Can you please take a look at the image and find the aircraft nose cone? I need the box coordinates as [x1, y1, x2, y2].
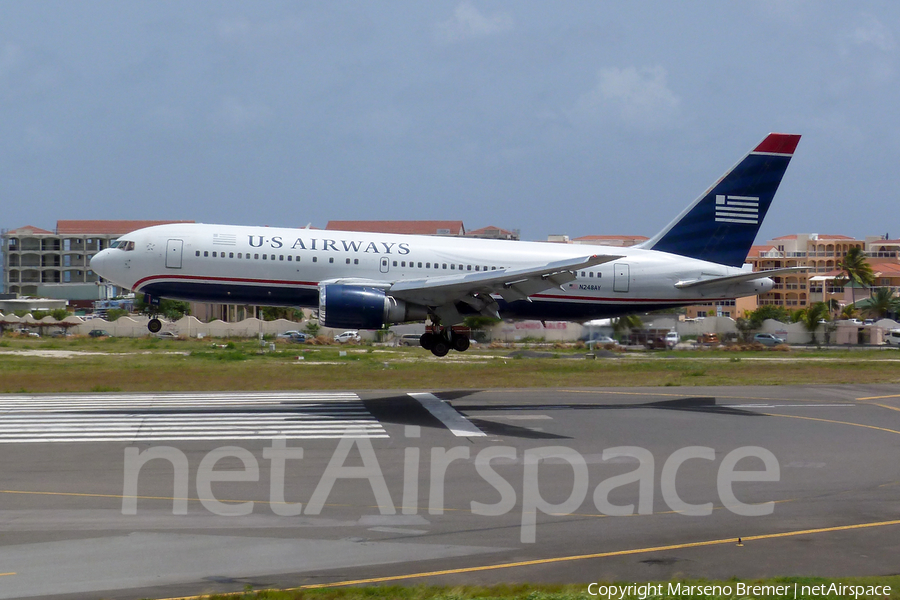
[90, 249, 110, 277]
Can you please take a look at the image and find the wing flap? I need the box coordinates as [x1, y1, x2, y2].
[389, 254, 623, 308]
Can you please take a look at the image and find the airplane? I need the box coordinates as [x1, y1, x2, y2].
[91, 133, 803, 357]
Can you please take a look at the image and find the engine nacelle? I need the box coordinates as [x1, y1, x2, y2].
[318, 284, 428, 329]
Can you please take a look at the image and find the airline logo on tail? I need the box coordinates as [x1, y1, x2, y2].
[715, 195, 759, 224]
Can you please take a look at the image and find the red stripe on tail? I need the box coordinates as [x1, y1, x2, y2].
[753, 133, 801, 155]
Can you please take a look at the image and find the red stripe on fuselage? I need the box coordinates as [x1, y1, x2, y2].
[133, 274, 319, 290]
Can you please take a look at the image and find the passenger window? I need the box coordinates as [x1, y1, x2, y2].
[467, 265, 472, 271]
[443, 264, 447, 269]
[312, 257, 317, 263]
[229, 252, 234, 258]
[354, 259, 359, 265]
[287, 256, 292, 261]
[212, 252, 217, 257]
[254, 253, 259, 259]
[418, 262, 422, 268]
[401, 261, 406, 267]
[451, 264, 456, 270]
[426, 262, 431, 268]
[195, 251, 200, 257]
[279, 255, 284, 261]
[238, 253, 242, 258]
[329, 257, 334, 263]
[475, 266, 480, 271]
[393, 261, 398, 267]
[589, 272, 594, 277]
[262, 254, 267, 260]
[345, 258, 350, 264]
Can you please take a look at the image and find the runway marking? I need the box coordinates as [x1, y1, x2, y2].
[871, 402, 900, 413]
[408, 392, 485, 437]
[0, 573, 15, 577]
[856, 393, 900, 401]
[149, 516, 900, 600]
[0, 392, 388, 442]
[761, 412, 900, 437]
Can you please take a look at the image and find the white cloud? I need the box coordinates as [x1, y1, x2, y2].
[0, 42, 24, 78]
[571, 66, 680, 131]
[216, 16, 304, 44]
[208, 97, 274, 131]
[848, 14, 895, 52]
[436, 2, 513, 43]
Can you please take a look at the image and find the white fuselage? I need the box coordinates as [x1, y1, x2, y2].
[91, 223, 771, 322]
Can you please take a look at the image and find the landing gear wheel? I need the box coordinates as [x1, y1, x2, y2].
[431, 339, 450, 357]
[451, 333, 470, 352]
[148, 318, 162, 333]
[420, 332, 436, 350]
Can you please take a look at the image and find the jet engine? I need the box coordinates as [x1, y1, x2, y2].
[318, 284, 428, 329]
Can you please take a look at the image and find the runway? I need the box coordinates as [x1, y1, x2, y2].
[1, 385, 899, 599]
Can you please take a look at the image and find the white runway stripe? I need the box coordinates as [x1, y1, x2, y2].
[0, 392, 387, 443]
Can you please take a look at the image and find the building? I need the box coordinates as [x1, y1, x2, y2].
[325, 220, 466, 236]
[465, 225, 520, 241]
[2, 220, 193, 300]
[571, 235, 649, 247]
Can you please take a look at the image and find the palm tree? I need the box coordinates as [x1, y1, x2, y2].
[840, 304, 859, 321]
[797, 302, 830, 345]
[612, 314, 643, 341]
[858, 287, 900, 320]
[835, 247, 875, 307]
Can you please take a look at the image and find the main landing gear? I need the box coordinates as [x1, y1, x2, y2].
[419, 326, 471, 357]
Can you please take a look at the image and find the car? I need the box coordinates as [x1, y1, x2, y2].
[288, 332, 311, 343]
[886, 329, 900, 347]
[754, 333, 785, 347]
[397, 333, 422, 347]
[697, 333, 720, 346]
[88, 329, 113, 338]
[154, 331, 179, 339]
[586, 335, 617, 348]
[665, 331, 680, 349]
[334, 331, 361, 343]
[277, 330, 303, 339]
[49, 330, 72, 338]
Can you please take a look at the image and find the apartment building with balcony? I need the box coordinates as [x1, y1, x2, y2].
[2, 220, 192, 299]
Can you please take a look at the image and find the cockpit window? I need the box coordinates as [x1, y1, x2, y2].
[115, 240, 135, 251]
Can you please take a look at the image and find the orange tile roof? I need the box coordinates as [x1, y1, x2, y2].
[6, 225, 54, 235]
[572, 235, 649, 241]
[56, 220, 194, 235]
[466, 225, 516, 236]
[325, 220, 465, 235]
[747, 245, 778, 257]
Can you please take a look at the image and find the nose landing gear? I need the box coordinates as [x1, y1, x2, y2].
[419, 325, 471, 357]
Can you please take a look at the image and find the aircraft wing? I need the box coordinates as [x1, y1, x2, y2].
[674, 267, 808, 290]
[388, 254, 622, 323]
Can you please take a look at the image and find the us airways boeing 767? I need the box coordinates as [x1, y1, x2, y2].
[91, 133, 802, 356]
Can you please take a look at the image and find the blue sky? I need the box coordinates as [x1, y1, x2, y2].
[1, 1, 898, 242]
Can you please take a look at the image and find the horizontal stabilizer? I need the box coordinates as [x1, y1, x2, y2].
[674, 267, 808, 289]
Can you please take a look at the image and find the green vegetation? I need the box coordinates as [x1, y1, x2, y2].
[836, 246, 876, 307]
[0, 336, 898, 393]
[194, 577, 900, 600]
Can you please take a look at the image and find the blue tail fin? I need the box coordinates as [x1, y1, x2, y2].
[643, 133, 800, 267]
